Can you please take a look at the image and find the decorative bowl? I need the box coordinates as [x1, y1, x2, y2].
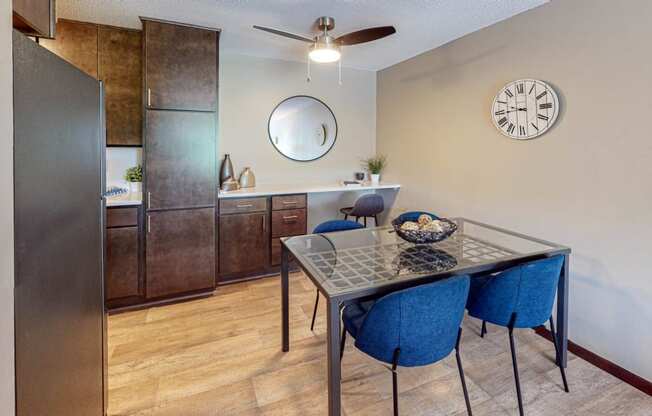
[391, 213, 457, 244]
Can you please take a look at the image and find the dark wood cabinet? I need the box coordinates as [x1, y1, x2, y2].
[105, 206, 143, 307]
[219, 212, 269, 277]
[218, 194, 306, 280]
[106, 227, 140, 299]
[98, 26, 143, 146]
[145, 110, 216, 210]
[40, 19, 144, 146]
[140, 18, 219, 306]
[146, 208, 216, 298]
[13, 0, 54, 38]
[40, 20, 98, 78]
[143, 19, 218, 112]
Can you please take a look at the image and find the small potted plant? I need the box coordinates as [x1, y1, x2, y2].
[363, 155, 387, 185]
[124, 165, 143, 193]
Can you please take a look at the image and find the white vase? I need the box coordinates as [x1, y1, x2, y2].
[129, 182, 142, 193]
[370, 174, 380, 185]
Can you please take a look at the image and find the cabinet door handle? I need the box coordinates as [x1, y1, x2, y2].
[147, 88, 152, 107]
[147, 215, 151, 233]
[147, 192, 151, 207]
[237, 203, 253, 208]
[282, 200, 297, 205]
[283, 215, 299, 223]
[262, 215, 266, 233]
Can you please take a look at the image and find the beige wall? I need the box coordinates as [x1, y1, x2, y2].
[219, 53, 376, 185]
[220, 53, 381, 229]
[0, 0, 14, 414]
[377, 0, 652, 380]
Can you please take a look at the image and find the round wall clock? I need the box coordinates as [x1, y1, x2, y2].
[491, 79, 559, 140]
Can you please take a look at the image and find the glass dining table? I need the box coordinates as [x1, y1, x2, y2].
[280, 217, 571, 416]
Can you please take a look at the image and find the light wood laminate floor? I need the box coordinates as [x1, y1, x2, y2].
[108, 273, 651, 415]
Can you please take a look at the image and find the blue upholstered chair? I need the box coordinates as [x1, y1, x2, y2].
[466, 256, 568, 416]
[310, 220, 364, 331]
[340, 194, 384, 227]
[341, 276, 473, 416]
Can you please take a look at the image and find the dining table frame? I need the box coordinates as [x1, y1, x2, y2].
[280, 217, 571, 416]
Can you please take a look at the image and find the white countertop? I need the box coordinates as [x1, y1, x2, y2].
[106, 192, 142, 207]
[218, 182, 401, 199]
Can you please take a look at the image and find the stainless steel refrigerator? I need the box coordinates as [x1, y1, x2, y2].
[13, 30, 106, 415]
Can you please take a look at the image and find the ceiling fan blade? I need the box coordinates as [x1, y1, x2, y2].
[253, 25, 314, 43]
[335, 26, 396, 46]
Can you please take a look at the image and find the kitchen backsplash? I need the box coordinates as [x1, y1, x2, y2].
[106, 147, 142, 189]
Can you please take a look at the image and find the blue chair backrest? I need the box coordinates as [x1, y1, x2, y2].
[396, 211, 440, 222]
[355, 275, 470, 367]
[313, 220, 364, 234]
[349, 194, 384, 216]
[467, 256, 564, 329]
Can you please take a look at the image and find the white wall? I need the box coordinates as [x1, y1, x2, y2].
[377, 0, 652, 380]
[0, 0, 14, 414]
[220, 53, 380, 229]
[106, 147, 142, 189]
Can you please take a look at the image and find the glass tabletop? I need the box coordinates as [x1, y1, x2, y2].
[282, 218, 569, 298]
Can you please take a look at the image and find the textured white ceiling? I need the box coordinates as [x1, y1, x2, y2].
[57, 0, 549, 71]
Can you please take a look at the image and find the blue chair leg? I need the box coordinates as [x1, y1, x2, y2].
[391, 348, 401, 416]
[481, 320, 487, 338]
[549, 316, 570, 393]
[455, 328, 473, 416]
[310, 290, 319, 331]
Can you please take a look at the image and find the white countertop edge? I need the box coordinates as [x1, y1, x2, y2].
[106, 199, 142, 207]
[218, 183, 401, 199]
[106, 193, 143, 207]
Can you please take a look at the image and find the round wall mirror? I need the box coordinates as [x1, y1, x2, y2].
[268, 95, 337, 162]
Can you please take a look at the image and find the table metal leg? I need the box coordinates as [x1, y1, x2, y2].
[327, 298, 342, 416]
[281, 244, 290, 352]
[556, 253, 569, 367]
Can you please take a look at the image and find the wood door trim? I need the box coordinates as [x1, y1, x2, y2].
[534, 327, 652, 396]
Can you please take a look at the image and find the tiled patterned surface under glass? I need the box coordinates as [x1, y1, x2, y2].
[284, 219, 566, 296]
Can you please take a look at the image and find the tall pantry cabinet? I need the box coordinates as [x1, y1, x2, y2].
[142, 18, 220, 299]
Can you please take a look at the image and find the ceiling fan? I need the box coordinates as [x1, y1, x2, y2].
[253, 16, 396, 63]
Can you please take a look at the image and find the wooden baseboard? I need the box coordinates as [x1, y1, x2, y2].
[534, 327, 652, 396]
[107, 289, 215, 314]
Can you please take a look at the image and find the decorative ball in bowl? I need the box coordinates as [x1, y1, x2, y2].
[391, 212, 458, 244]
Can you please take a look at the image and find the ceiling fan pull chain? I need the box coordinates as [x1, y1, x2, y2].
[338, 58, 342, 86]
[307, 58, 311, 83]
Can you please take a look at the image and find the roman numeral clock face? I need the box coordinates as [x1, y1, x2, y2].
[492, 79, 559, 140]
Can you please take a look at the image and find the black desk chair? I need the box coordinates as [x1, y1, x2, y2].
[340, 194, 384, 227]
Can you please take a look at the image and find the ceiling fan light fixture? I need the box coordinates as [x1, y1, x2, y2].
[309, 37, 341, 63]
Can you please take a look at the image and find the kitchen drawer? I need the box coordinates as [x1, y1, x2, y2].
[219, 197, 268, 215]
[272, 194, 306, 211]
[107, 206, 139, 228]
[271, 208, 306, 238]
